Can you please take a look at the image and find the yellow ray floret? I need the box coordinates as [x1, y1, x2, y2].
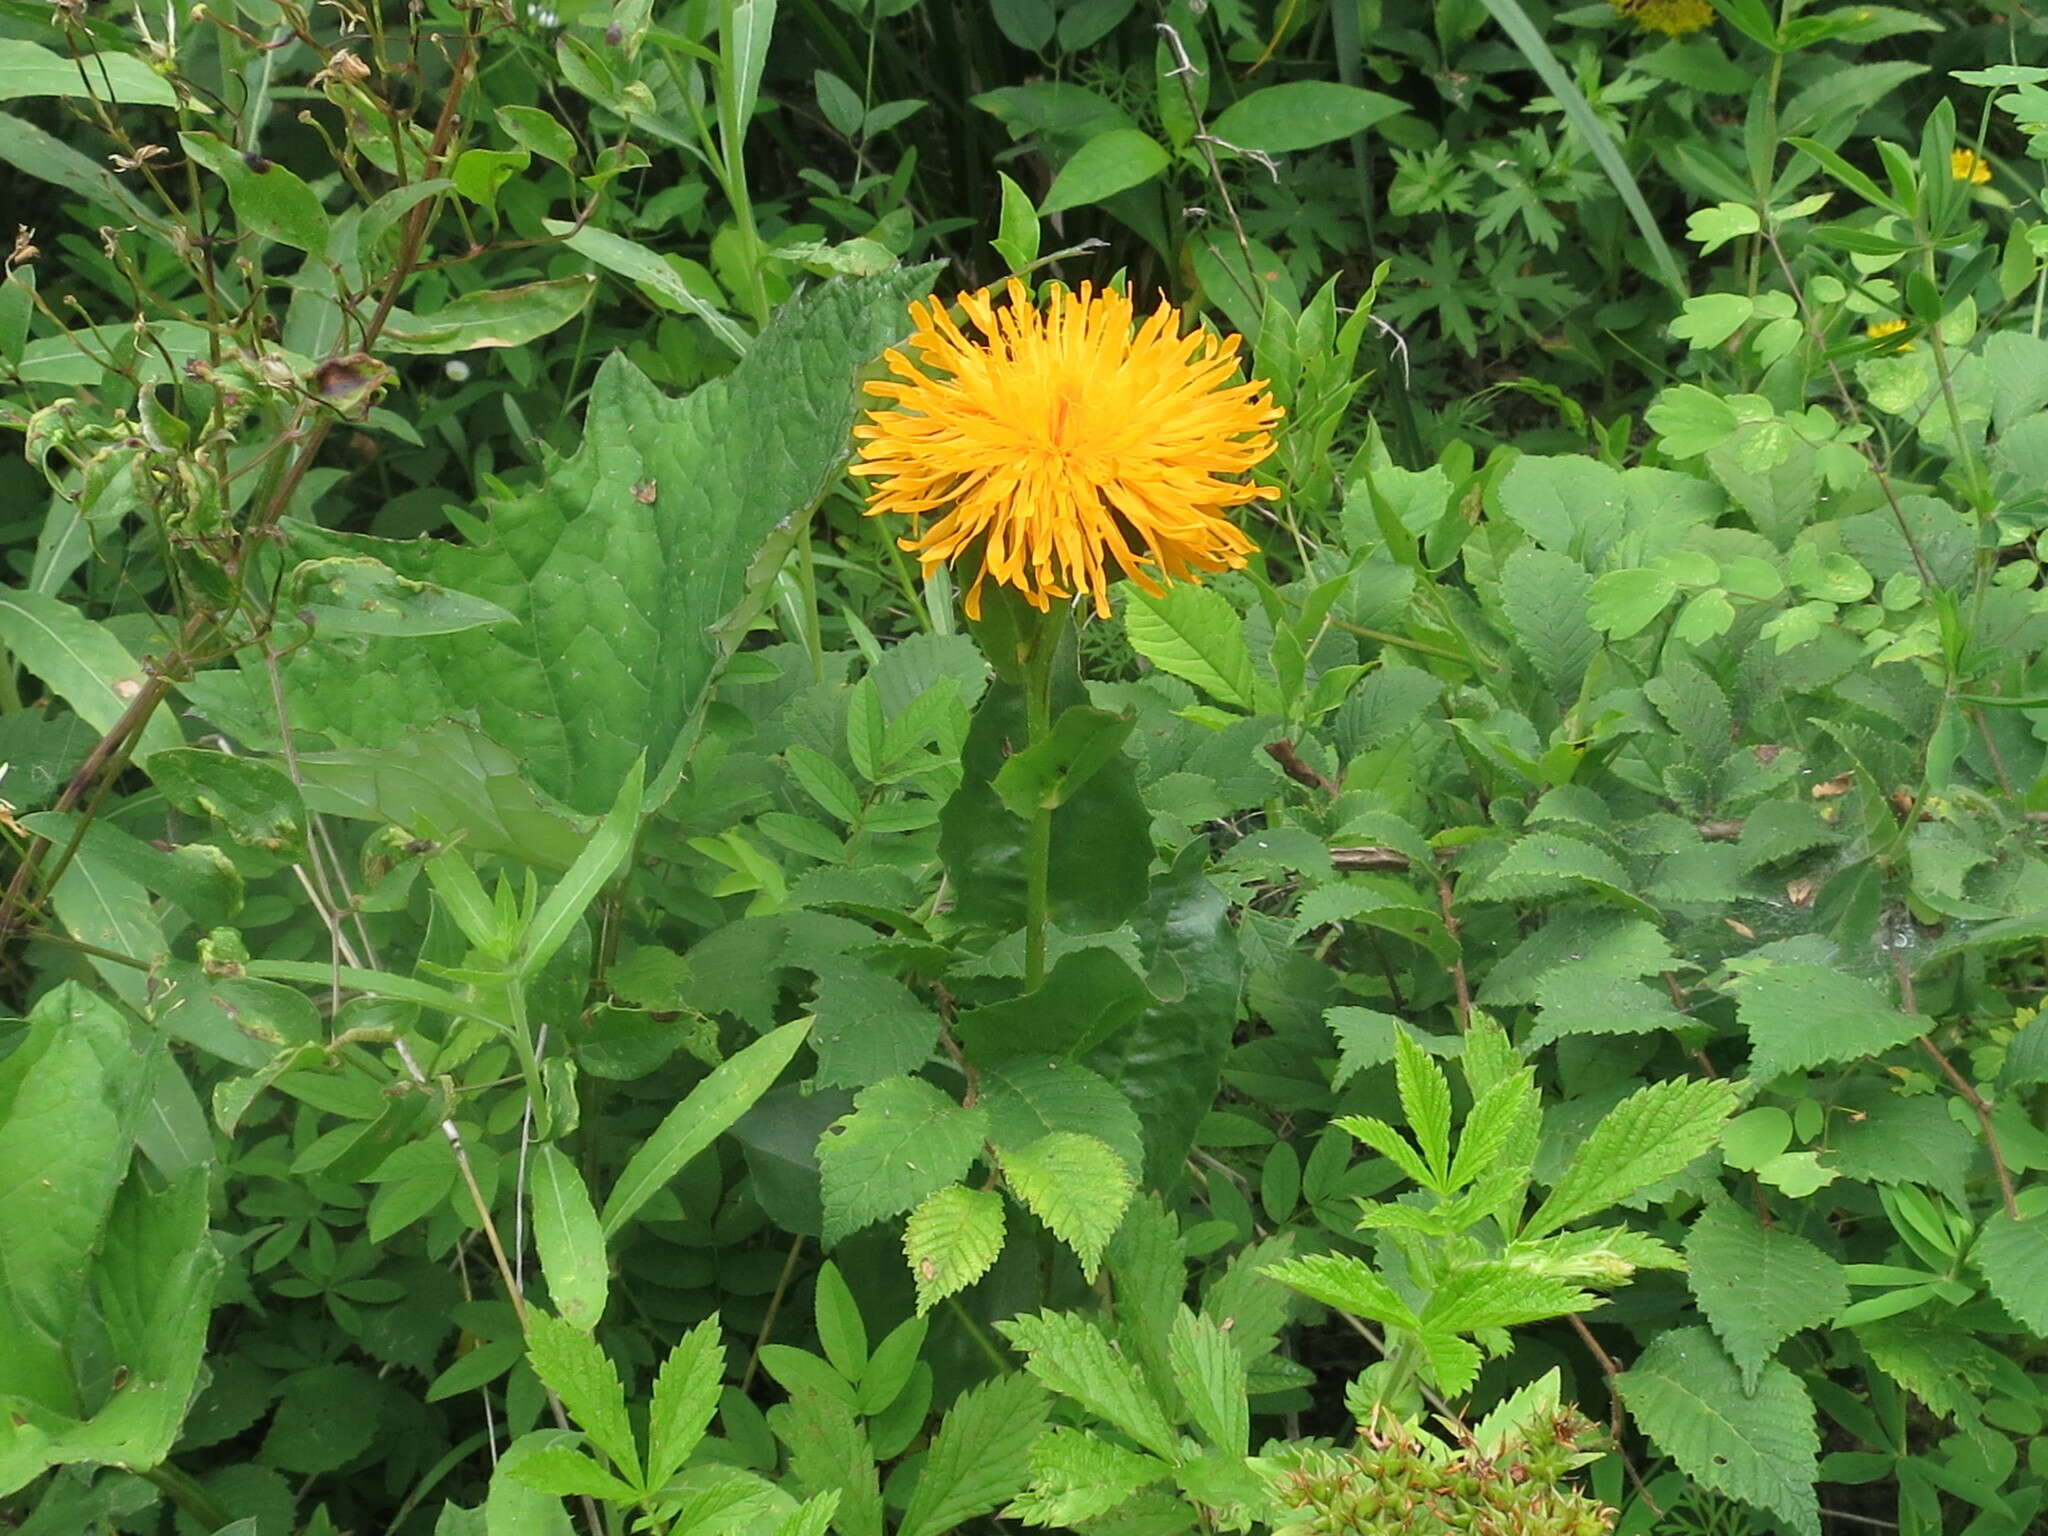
[1610, 0, 1715, 34]
[851, 280, 1281, 620]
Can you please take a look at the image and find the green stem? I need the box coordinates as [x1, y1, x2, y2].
[1020, 608, 1065, 992]
[142, 1462, 234, 1531]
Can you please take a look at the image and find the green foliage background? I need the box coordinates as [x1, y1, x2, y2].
[4, 0, 2048, 1533]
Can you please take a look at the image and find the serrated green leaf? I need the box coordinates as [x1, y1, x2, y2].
[998, 1310, 1179, 1461]
[1000, 1132, 1134, 1280]
[1169, 1309, 1247, 1457]
[505, 1445, 640, 1502]
[1684, 1201, 1845, 1391]
[1421, 1262, 1596, 1334]
[769, 1388, 882, 1536]
[1971, 1203, 2048, 1333]
[1004, 1427, 1170, 1527]
[1392, 1029, 1453, 1190]
[980, 1059, 1145, 1185]
[530, 1147, 607, 1332]
[809, 964, 938, 1090]
[645, 1317, 723, 1494]
[1525, 1076, 1738, 1238]
[904, 1184, 1006, 1313]
[1619, 1327, 1820, 1536]
[1262, 1253, 1420, 1330]
[523, 1314, 640, 1486]
[819, 1076, 987, 1244]
[897, 1372, 1049, 1536]
[1121, 582, 1262, 710]
[1332, 1113, 1432, 1190]
[1525, 973, 1682, 1050]
[1498, 546, 1597, 695]
[1448, 1065, 1539, 1190]
[1467, 831, 1649, 915]
[1728, 959, 1924, 1082]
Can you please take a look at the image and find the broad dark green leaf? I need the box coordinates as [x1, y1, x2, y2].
[257, 269, 936, 831]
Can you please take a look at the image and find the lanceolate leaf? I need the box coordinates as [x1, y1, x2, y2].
[1262, 1252, 1420, 1331]
[529, 1147, 608, 1331]
[602, 1017, 812, 1235]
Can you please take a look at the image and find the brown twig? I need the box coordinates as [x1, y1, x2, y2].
[1266, 739, 1338, 796]
[1438, 876, 1472, 1034]
[1565, 1315, 1662, 1517]
[1893, 954, 2020, 1220]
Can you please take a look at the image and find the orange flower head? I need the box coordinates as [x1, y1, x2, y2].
[851, 281, 1280, 620]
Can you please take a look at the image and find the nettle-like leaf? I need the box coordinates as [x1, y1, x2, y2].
[1726, 955, 1924, 1082]
[1497, 545, 1598, 696]
[1168, 1309, 1248, 1458]
[1685, 1200, 1847, 1391]
[997, 1311, 1180, 1462]
[1466, 829, 1650, 913]
[1524, 1076, 1738, 1238]
[645, 1318, 724, 1495]
[808, 964, 939, 1090]
[520, 1313, 641, 1491]
[1391, 1029, 1454, 1188]
[1619, 1326, 1820, 1536]
[772, 1385, 882, 1536]
[903, 1184, 1006, 1313]
[1260, 1252, 1419, 1332]
[897, 1372, 1049, 1536]
[818, 1076, 987, 1245]
[1000, 1132, 1135, 1280]
[979, 1058, 1146, 1175]
[1970, 1199, 2048, 1333]
[1005, 1426, 1171, 1527]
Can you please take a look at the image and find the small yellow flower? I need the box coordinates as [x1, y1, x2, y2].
[1611, 0, 1716, 36]
[1867, 317, 1911, 347]
[852, 282, 1280, 619]
[1951, 148, 1993, 185]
